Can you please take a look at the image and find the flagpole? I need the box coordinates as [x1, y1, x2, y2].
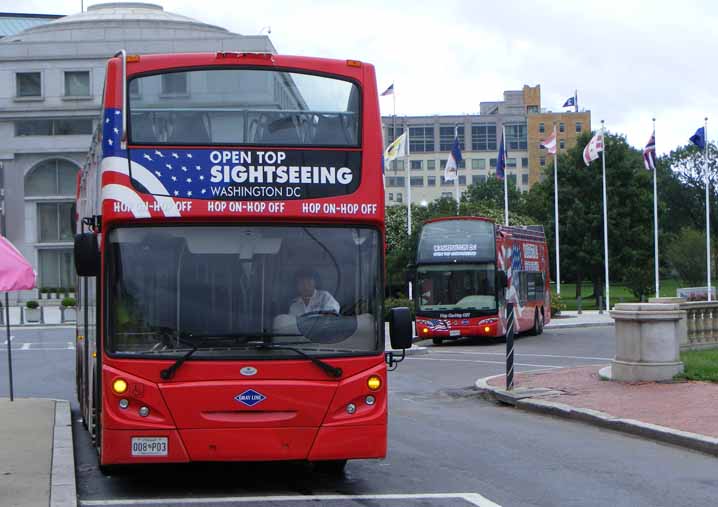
[553, 124, 560, 296]
[652, 118, 659, 298]
[0, 163, 14, 401]
[405, 126, 413, 300]
[705, 117, 711, 302]
[601, 120, 610, 310]
[574, 89, 578, 113]
[503, 125, 509, 226]
[455, 125, 460, 215]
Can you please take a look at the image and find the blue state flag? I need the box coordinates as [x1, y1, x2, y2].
[690, 127, 706, 150]
[443, 135, 463, 182]
[562, 96, 576, 108]
[496, 132, 507, 180]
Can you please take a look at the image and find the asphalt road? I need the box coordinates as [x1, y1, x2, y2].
[2, 325, 717, 507]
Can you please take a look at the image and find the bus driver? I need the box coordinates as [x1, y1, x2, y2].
[289, 268, 340, 316]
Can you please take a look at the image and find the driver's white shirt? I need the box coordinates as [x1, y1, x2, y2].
[289, 290, 340, 316]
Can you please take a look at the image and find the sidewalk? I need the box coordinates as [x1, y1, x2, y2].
[0, 398, 76, 507]
[476, 366, 718, 456]
[1, 305, 75, 326]
[546, 310, 614, 329]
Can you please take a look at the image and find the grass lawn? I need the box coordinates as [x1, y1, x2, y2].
[676, 348, 718, 382]
[552, 279, 694, 311]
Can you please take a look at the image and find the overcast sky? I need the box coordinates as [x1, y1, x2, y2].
[6, 0, 717, 154]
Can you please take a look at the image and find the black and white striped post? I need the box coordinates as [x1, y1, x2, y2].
[505, 303, 515, 391]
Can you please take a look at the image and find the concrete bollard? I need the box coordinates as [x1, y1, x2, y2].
[606, 303, 685, 382]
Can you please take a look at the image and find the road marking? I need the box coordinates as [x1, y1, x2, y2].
[431, 350, 612, 361]
[80, 492, 501, 506]
[12, 346, 74, 351]
[1, 335, 14, 345]
[20, 342, 31, 350]
[408, 357, 562, 369]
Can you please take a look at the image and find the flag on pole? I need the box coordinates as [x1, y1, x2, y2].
[562, 96, 576, 108]
[643, 131, 656, 170]
[690, 127, 706, 150]
[380, 83, 394, 96]
[541, 127, 557, 155]
[443, 135, 463, 182]
[583, 131, 604, 166]
[496, 132, 507, 179]
[383, 131, 407, 163]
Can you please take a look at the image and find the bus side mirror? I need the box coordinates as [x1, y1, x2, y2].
[389, 307, 413, 350]
[497, 271, 508, 288]
[74, 233, 100, 277]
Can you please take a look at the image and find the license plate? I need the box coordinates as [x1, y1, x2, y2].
[450, 330, 460, 337]
[131, 437, 168, 456]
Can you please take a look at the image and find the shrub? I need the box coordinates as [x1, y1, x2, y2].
[61, 297, 77, 308]
[551, 293, 565, 316]
[384, 297, 415, 321]
[26, 300, 39, 310]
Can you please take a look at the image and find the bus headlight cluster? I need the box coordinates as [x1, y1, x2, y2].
[346, 403, 356, 414]
[138, 406, 150, 417]
[365, 395, 376, 406]
[112, 378, 128, 394]
[119, 399, 129, 410]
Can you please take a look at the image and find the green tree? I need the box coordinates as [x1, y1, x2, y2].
[665, 228, 710, 285]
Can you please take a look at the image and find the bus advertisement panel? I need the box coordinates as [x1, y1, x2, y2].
[74, 52, 411, 473]
[413, 217, 551, 345]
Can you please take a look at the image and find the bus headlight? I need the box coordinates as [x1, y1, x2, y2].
[112, 378, 128, 394]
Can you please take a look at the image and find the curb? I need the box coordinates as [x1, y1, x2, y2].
[475, 375, 718, 457]
[544, 321, 614, 330]
[50, 400, 77, 507]
[386, 345, 429, 356]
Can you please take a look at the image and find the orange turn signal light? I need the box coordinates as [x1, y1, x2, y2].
[484, 326, 491, 333]
[346, 59, 362, 67]
[367, 375, 382, 391]
[126, 54, 141, 63]
[112, 378, 128, 394]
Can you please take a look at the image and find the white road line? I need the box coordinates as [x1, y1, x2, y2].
[80, 492, 501, 506]
[431, 350, 612, 361]
[408, 357, 562, 369]
[2, 335, 14, 345]
[20, 342, 31, 350]
[12, 347, 74, 351]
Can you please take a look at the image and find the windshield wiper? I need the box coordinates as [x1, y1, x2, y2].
[153, 328, 205, 380]
[255, 343, 343, 378]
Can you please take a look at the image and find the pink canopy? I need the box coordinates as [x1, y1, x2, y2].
[0, 235, 36, 292]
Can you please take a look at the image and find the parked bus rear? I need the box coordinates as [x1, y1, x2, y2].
[413, 217, 550, 344]
[74, 52, 410, 472]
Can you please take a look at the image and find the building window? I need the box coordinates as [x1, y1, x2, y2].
[161, 72, 189, 96]
[440, 159, 448, 169]
[540, 157, 546, 166]
[16, 72, 42, 97]
[472, 175, 487, 184]
[471, 124, 497, 151]
[522, 174, 529, 185]
[408, 125, 434, 152]
[410, 176, 424, 187]
[38, 203, 74, 243]
[441, 192, 453, 198]
[489, 158, 497, 168]
[505, 123, 528, 150]
[388, 192, 394, 201]
[25, 159, 78, 197]
[386, 176, 405, 187]
[439, 125, 465, 151]
[527, 105, 539, 113]
[391, 159, 405, 171]
[427, 176, 436, 186]
[396, 192, 403, 203]
[471, 159, 486, 170]
[521, 157, 529, 168]
[559, 122, 565, 133]
[539, 122, 545, 134]
[385, 126, 404, 145]
[410, 160, 423, 170]
[458, 159, 465, 169]
[559, 139, 565, 150]
[427, 160, 436, 170]
[509, 174, 517, 186]
[507, 158, 517, 168]
[576, 122, 583, 133]
[38, 249, 74, 289]
[64, 71, 90, 97]
[459, 175, 466, 185]
[16, 118, 93, 136]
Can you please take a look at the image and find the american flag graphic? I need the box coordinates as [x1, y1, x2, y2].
[425, 319, 450, 331]
[643, 131, 656, 171]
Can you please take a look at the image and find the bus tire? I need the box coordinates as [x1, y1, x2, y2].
[314, 459, 347, 476]
[432, 337, 443, 346]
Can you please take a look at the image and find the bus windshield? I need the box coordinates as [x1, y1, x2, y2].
[417, 264, 497, 312]
[128, 68, 360, 147]
[106, 225, 382, 358]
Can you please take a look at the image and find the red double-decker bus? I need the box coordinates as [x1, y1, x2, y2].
[74, 51, 411, 473]
[413, 217, 551, 344]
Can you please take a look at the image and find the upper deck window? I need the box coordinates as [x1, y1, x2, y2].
[129, 69, 360, 147]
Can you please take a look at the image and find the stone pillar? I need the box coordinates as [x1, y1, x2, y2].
[608, 303, 685, 382]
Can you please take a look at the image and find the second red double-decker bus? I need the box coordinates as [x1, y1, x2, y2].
[74, 50, 412, 473]
[412, 217, 551, 344]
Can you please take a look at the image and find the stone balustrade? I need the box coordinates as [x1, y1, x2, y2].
[680, 301, 718, 350]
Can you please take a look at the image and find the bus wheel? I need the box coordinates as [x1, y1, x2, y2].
[432, 337, 443, 346]
[314, 459, 347, 476]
